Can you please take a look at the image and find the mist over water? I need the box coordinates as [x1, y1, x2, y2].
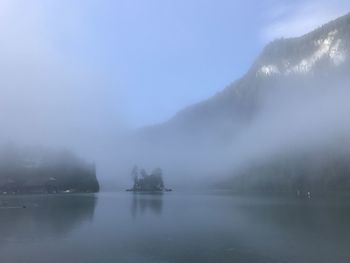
[115, 74, 350, 190]
[1, 1, 350, 263]
[1, 0, 350, 192]
[0, 0, 127, 187]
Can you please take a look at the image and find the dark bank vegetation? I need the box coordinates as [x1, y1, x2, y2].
[224, 141, 350, 196]
[0, 144, 99, 194]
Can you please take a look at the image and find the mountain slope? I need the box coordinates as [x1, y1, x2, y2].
[138, 13, 349, 141]
[129, 13, 350, 191]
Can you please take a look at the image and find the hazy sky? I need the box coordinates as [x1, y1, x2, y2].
[1, 0, 349, 130]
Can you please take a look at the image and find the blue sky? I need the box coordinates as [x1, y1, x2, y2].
[1, 0, 350, 129]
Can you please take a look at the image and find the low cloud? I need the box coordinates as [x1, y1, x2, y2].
[0, 0, 124, 172]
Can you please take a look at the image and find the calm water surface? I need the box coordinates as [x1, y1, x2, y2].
[0, 192, 350, 263]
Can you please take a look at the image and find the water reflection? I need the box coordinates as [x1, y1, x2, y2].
[231, 198, 350, 259]
[2, 193, 350, 263]
[130, 193, 163, 217]
[122, 194, 350, 263]
[0, 194, 97, 242]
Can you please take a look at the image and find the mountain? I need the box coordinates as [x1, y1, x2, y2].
[130, 13, 350, 193]
[147, 12, 350, 133]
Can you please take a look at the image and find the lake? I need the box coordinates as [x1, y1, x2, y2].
[0, 192, 350, 263]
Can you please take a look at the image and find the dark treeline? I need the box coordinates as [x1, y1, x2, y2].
[0, 144, 99, 194]
[226, 142, 350, 196]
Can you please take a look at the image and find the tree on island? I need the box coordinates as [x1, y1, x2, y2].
[131, 165, 139, 188]
[130, 166, 166, 191]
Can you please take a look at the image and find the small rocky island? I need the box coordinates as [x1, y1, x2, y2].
[127, 166, 172, 192]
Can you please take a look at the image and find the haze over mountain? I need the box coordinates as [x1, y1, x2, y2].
[120, 13, 350, 191]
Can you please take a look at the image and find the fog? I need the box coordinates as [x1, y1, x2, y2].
[1, 0, 350, 191]
[0, 0, 125, 186]
[2, 2, 350, 263]
[117, 72, 350, 189]
[225, 79, 350, 173]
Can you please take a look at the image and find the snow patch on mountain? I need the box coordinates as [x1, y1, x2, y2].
[258, 65, 280, 76]
[257, 30, 347, 77]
